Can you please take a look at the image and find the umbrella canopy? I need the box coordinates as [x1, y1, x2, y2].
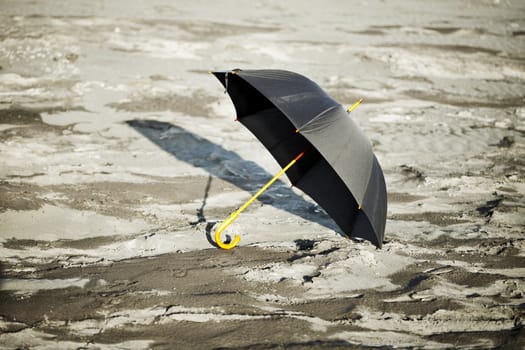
[212, 69, 387, 247]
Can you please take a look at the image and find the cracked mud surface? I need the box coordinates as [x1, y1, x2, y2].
[1, 0, 524, 349]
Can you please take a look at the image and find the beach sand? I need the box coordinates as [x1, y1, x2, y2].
[1, 0, 524, 348]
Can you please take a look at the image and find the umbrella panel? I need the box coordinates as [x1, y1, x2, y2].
[215, 73, 274, 118]
[240, 108, 319, 184]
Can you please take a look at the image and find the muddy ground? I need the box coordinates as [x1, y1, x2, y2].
[1, 0, 524, 349]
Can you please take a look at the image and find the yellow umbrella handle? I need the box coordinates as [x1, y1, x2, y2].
[214, 151, 306, 250]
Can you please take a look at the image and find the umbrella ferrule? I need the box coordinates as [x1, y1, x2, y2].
[347, 98, 363, 113]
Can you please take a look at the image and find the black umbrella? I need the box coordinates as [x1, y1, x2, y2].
[211, 69, 387, 248]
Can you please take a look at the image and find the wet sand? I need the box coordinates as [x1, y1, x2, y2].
[1, 0, 524, 349]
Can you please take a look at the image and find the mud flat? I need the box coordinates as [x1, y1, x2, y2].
[1, 0, 524, 349]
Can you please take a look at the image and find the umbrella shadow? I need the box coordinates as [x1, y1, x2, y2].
[126, 119, 339, 240]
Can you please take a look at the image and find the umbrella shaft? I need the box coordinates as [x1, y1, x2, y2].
[237, 151, 305, 214]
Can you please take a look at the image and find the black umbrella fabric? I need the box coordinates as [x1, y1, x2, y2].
[212, 69, 387, 248]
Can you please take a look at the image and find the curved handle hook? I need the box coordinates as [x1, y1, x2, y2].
[214, 212, 241, 250]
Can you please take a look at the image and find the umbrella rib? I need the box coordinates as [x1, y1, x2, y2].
[296, 105, 339, 132]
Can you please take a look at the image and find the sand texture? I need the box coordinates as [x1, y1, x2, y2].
[1, 0, 524, 349]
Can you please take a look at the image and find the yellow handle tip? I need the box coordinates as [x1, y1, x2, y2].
[214, 213, 241, 250]
[215, 232, 241, 250]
